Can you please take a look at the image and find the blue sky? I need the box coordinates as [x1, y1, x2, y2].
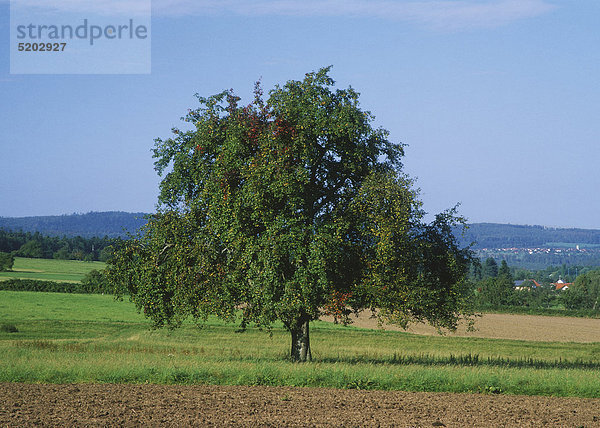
[1, 0, 599, 229]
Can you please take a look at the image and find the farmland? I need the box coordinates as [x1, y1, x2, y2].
[323, 311, 600, 343]
[0, 257, 105, 283]
[4, 383, 600, 427]
[2, 291, 600, 394]
[2, 290, 600, 426]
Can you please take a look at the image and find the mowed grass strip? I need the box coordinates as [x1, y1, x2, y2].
[1, 291, 600, 397]
[0, 257, 106, 283]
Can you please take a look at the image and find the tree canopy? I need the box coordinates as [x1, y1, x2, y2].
[483, 257, 498, 278]
[0, 252, 14, 272]
[107, 67, 473, 361]
[561, 270, 600, 310]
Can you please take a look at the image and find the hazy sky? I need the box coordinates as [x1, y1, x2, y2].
[1, 0, 599, 228]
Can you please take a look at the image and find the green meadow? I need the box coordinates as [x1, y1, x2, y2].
[0, 257, 105, 283]
[1, 290, 600, 397]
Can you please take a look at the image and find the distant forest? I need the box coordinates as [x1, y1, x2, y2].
[0, 212, 147, 262]
[3, 214, 600, 248]
[0, 211, 147, 238]
[455, 223, 600, 249]
[2, 213, 600, 268]
[0, 230, 119, 262]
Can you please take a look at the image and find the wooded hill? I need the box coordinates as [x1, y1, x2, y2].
[0, 212, 147, 238]
[2, 213, 600, 251]
[456, 223, 600, 249]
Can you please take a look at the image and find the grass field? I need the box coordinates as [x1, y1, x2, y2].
[1, 291, 600, 397]
[0, 257, 105, 283]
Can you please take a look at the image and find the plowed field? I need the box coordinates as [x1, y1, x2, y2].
[2, 383, 600, 427]
[322, 312, 600, 342]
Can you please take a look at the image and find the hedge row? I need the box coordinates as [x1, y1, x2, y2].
[0, 279, 107, 294]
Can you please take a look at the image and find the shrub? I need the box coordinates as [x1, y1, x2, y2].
[0, 252, 14, 271]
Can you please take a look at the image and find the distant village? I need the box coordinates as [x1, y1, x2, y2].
[478, 246, 594, 256]
[514, 278, 572, 292]
[474, 245, 600, 271]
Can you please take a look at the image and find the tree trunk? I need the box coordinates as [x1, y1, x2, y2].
[290, 318, 312, 362]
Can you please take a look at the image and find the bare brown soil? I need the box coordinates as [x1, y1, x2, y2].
[321, 312, 600, 342]
[2, 383, 600, 427]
